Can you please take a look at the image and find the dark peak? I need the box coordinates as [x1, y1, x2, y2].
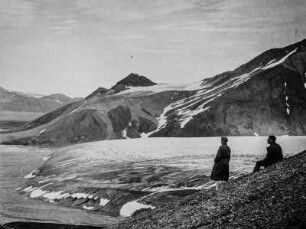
[85, 87, 110, 99]
[111, 73, 156, 90]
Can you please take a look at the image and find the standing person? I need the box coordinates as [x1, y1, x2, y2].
[210, 136, 231, 191]
[253, 135, 283, 173]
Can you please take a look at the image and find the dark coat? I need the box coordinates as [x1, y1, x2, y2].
[260, 143, 283, 167]
[210, 144, 231, 181]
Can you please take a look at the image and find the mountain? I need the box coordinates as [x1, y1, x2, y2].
[111, 73, 157, 92]
[1, 39, 306, 146]
[0, 87, 79, 113]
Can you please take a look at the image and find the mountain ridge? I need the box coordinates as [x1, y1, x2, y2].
[1, 39, 306, 146]
[0, 87, 80, 113]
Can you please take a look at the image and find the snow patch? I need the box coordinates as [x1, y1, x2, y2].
[38, 178, 52, 183]
[83, 206, 94, 210]
[122, 122, 131, 138]
[43, 155, 52, 161]
[23, 186, 36, 192]
[43, 191, 70, 202]
[120, 200, 155, 217]
[284, 82, 290, 115]
[71, 193, 90, 199]
[99, 198, 110, 206]
[30, 188, 47, 198]
[63, 174, 78, 180]
[24, 169, 38, 179]
[122, 128, 128, 138]
[140, 132, 150, 138]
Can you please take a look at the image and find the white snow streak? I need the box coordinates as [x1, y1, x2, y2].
[262, 49, 297, 70]
[142, 104, 173, 137]
[68, 101, 87, 115]
[284, 82, 290, 115]
[24, 169, 37, 179]
[266, 59, 276, 65]
[83, 206, 94, 210]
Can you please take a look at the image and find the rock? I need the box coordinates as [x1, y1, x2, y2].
[107, 105, 131, 133]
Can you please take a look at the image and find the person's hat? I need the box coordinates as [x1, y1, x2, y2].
[268, 135, 276, 142]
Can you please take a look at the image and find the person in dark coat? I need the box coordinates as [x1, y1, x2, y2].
[253, 135, 283, 173]
[210, 136, 231, 191]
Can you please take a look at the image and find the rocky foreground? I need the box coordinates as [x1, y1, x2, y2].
[116, 150, 306, 228]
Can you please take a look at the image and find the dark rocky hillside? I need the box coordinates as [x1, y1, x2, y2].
[116, 150, 306, 229]
[152, 40, 306, 137]
[1, 39, 306, 146]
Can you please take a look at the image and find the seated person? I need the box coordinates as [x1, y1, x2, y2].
[253, 135, 283, 173]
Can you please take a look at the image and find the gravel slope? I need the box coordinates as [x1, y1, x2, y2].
[117, 150, 306, 228]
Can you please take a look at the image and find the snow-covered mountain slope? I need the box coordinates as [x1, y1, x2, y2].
[1, 39, 306, 146]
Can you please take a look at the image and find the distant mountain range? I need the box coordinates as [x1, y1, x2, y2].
[1, 39, 306, 146]
[0, 87, 80, 113]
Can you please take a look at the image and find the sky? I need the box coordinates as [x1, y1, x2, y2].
[0, 0, 306, 98]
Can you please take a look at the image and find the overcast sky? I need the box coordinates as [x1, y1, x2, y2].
[0, 0, 305, 97]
